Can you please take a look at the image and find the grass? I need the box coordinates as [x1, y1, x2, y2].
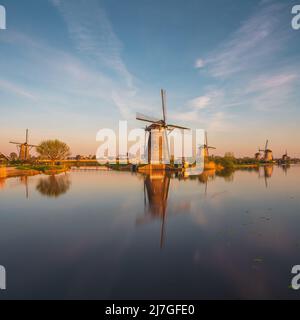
[16, 164, 67, 173]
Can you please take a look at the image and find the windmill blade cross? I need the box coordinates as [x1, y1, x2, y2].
[136, 112, 161, 124]
[9, 141, 23, 145]
[167, 124, 190, 130]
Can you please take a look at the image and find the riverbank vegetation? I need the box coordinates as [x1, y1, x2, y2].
[212, 153, 268, 169]
[16, 164, 68, 175]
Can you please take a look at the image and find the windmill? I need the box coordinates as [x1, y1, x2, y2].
[10, 129, 38, 161]
[200, 132, 216, 160]
[259, 140, 273, 162]
[282, 150, 290, 162]
[255, 147, 261, 161]
[136, 89, 190, 167]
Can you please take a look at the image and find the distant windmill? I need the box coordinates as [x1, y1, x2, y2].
[10, 129, 38, 161]
[259, 140, 273, 162]
[136, 89, 190, 166]
[255, 147, 261, 161]
[282, 150, 290, 162]
[200, 132, 216, 159]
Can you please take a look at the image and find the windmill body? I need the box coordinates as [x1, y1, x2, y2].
[137, 90, 189, 169]
[282, 150, 290, 162]
[254, 147, 261, 161]
[10, 129, 38, 161]
[255, 152, 261, 161]
[264, 150, 273, 162]
[144, 124, 169, 165]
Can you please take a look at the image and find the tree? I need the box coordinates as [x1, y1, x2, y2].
[36, 140, 71, 164]
[224, 152, 235, 159]
[10, 152, 18, 161]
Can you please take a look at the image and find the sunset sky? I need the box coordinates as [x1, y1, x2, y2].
[0, 0, 300, 157]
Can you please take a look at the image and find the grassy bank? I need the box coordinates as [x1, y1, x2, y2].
[16, 165, 69, 175]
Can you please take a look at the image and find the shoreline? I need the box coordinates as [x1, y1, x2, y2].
[0, 166, 69, 178]
[0, 162, 296, 179]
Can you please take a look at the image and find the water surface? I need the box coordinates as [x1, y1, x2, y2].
[0, 165, 300, 299]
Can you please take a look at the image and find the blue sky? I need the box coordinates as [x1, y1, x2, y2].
[0, 0, 300, 157]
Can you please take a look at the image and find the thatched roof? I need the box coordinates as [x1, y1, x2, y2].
[0, 153, 9, 161]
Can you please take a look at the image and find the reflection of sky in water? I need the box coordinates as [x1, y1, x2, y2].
[0, 166, 300, 299]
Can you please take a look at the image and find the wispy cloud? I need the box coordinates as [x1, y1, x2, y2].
[188, 96, 211, 109]
[203, 2, 288, 78]
[189, 1, 300, 134]
[188, 90, 224, 110]
[243, 72, 298, 111]
[246, 73, 297, 94]
[171, 89, 235, 132]
[194, 58, 205, 69]
[49, 0, 143, 119]
[50, 0, 134, 90]
[0, 79, 37, 100]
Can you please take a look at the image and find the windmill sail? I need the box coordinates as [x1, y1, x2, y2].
[136, 112, 161, 124]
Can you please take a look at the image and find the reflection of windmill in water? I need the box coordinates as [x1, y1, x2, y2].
[198, 169, 216, 197]
[136, 90, 190, 169]
[281, 163, 290, 176]
[137, 171, 192, 248]
[259, 165, 274, 188]
[20, 176, 29, 199]
[10, 129, 38, 161]
[280, 152, 291, 176]
[141, 172, 170, 248]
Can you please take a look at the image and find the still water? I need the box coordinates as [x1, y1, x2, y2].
[0, 165, 300, 299]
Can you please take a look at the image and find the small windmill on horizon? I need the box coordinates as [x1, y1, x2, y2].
[200, 132, 216, 160]
[10, 129, 38, 161]
[282, 150, 290, 162]
[255, 147, 261, 161]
